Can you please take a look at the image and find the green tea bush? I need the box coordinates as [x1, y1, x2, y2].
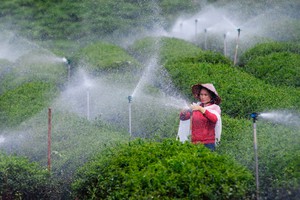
[159, 37, 204, 64]
[0, 152, 58, 199]
[163, 52, 300, 118]
[127, 37, 162, 62]
[0, 53, 67, 93]
[73, 41, 141, 73]
[128, 36, 202, 64]
[72, 139, 254, 199]
[241, 51, 300, 87]
[239, 42, 300, 66]
[0, 81, 58, 128]
[219, 115, 300, 199]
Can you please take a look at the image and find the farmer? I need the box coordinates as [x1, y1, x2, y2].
[179, 83, 222, 151]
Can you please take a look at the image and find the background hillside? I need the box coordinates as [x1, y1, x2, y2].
[0, 0, 299, 199]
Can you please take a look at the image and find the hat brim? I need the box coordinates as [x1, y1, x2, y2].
[191, 83, 221, 105]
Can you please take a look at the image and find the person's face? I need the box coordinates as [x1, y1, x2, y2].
[199, 88, 212, 104]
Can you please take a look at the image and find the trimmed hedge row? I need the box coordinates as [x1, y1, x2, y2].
[239, 42, 300, 65]
[163, 52, 300, 118]
[72, 139, 254, 199]
[239, 42, 300, 87]
[0, 81, 58, 128]
[218, 115, 300, 199]
[74, 41, 141, 73]
[0, 152, 58, 199]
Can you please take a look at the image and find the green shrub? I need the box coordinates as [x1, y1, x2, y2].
[0, 54, 67, 93]
[74, 41, 140, 73]
[0, 152, 58, 199]
[163, 53, 300, 118]
[0, 81, 58, 128]
[127, 36, 162, 62]
[219, 115, 300, 199]
[128, 36, 203, 65]
[159, 37, 203, 64]
[242, 52, 300, 87]
[72, 139, 254, 199]
[239, 42, 300, 66]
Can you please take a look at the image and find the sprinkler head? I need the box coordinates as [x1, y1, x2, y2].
[62, 57, 71, 64]
[128, 95, 132, 103]
[250, 112, 259, 122]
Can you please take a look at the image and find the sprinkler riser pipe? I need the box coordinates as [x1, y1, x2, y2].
[233, 28, 241, 65]
[252, 115, 260, 200]
[128, 95, 132, 137]
[47, 108, 52, 172]
[195, 19, 198, 37]
[87, 90, 90, 120]
[63, 57, 71, 82]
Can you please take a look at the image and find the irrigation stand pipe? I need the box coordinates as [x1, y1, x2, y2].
[87, 89, 90, 120]
[63, 57, 71, 82]
[128, 96, 132, 138]
[234, 28, 241, 65]
[48, 107, 52, 172]
[195, 19, 198, 37]
[204, 28, 207, 50]
[251, 112, 260, 200]
[223, 33, 227, 56]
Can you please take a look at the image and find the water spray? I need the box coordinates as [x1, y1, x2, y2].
[180, 23, 183, 33]
[0, 135, 5, 145]
[250, 112, 260, 200]
[233, 28, 241, 65]
[128, 95, 132, 137]
[62, 57, 71, 82]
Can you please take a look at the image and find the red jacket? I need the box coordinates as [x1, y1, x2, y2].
[180, 105, 220, 144]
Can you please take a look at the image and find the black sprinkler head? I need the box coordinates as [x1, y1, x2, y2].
[128, 95, 132, 103]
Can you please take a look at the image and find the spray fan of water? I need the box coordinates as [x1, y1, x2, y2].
[259, 110, 300, 127]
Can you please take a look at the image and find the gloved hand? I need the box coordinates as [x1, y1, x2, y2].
[190, 104, 206, 114]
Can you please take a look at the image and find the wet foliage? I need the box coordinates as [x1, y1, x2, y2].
[0, 152, 59, 199]
[239, 42, 300, 87]
[0, 82, 58, 128]
[0, 0, 300, 199]
[72, 139, 254, 199]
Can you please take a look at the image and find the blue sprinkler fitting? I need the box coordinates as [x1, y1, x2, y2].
[250, 112, 259, 123]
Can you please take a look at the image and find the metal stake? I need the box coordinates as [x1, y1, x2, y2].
[251, 112, 260, 200]
[47, 108, 52, 172]
[128, 96, 132, 137]
[234, 28, 241, 65]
